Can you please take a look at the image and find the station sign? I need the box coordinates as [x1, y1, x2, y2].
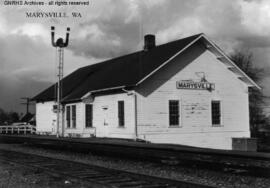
[176, 81, 215, 90]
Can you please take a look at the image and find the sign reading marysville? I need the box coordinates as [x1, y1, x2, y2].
[176, 81, 215, 90]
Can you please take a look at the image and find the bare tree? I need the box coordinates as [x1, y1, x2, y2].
[230, 51, 266, 137]
[0, 108, 20, 125]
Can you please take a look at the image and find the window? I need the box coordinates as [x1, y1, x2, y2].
[211, 101, 221, 126]
[71, 105, 76, 128]
[66, 105, 76, 128]
[85, 104, 93, 128]
[66, 106, 71, 128]
[118, 101, 125, 127]
[169, 100, 179, 126]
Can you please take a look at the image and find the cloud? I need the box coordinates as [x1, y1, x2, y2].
[1, 0, 270, 113]
[0, 31, 95, 113]
[0, 74, 50, 113]
[66, 0, 270, 59]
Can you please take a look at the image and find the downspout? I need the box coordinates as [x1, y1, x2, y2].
[122, 89, 138, 140]
[134, 93, 138, 140]
[61, 104, 65, 137]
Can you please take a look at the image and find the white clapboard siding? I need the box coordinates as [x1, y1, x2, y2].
[135, 43, 250, 149]
[36, 101, 57, 134]
[92, 93, 135, 139]
[63, 93, 135, 139]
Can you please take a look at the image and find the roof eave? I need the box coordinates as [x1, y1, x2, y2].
[201, 34, 261, 90]
[135, 33, 260, 90]
[70, 85, 130, 102]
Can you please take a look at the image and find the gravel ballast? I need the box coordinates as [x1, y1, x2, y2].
[0, 143, 269, 188]
[0, 160, 91, 188]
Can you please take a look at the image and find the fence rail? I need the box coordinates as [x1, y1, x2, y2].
[0, 124, 36, 134]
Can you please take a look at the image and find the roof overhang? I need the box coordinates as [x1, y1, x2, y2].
[60, 85, 128, 104]
[80, 85, 127, 100]
[200, 34, 261, 89]
[135, 33, 260, 90]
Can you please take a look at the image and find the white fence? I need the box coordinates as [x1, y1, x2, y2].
[0, 124, 36, 134]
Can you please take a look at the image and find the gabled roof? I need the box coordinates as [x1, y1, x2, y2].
[32, 33, 260, 103]
[199, 34, 260, 89]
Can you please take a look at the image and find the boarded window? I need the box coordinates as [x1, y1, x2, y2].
[118, 101, 125, 127]
[72, 105, 76, 128]
[66, 106, 70, 128]
[212, 101, 221, 125]
[85, 104, 93, 128]
[169, 100, 179, 126]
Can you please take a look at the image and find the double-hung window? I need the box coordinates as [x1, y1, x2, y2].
[85, 104, 93, 128]
[66, 106, 71, 128]
[71, 105, 76, 128]
[118, 101, 125, 127]
[66, 105, 76, 128]
[211, 101, 221, 126]
[169, 100, 180, 126]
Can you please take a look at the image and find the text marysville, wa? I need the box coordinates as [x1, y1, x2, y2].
[26, 12, 82, 18]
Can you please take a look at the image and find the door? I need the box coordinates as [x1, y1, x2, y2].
[101, 106, 110, 137]
[52, 119, 56, 134]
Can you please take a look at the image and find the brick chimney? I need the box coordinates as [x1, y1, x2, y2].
[144, 34, 156, 51]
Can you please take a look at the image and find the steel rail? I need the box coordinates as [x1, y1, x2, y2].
[0, 149, 214, 188]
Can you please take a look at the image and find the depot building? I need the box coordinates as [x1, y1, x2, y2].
[32, 33, 260, 150]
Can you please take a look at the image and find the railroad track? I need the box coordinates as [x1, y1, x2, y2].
[1, 135, 270, 178]
[0, 149, 213, 188]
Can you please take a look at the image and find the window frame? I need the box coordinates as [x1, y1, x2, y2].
[118, 100, 125, 127]
[71, 105, 76, 128]
[85, 104, 93, 128]
[211, 100, 222, 127]
[169, 100, 180, 127]
[66, 106, 71, 128]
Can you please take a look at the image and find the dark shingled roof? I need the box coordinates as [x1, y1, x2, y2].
[32, 33, 202, 102]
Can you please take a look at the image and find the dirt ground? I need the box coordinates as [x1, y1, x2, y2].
[0, 160, 93, 188]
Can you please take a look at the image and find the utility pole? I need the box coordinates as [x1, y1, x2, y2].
[21, 97, 32, 114]
[51, 26, 70, 138]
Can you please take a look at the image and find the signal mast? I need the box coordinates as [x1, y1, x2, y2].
[51, 26, 70, 137]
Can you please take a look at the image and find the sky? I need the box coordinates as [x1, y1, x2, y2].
[0, 0, 270, 114]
